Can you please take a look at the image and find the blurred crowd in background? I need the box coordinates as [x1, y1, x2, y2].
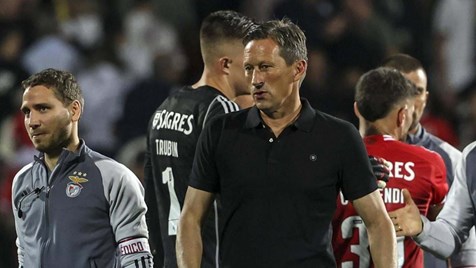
[1, 0, 475, 266]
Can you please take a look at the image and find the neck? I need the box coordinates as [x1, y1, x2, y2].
[192, 68, 235, 100]
[364, 120, 405, 141]
[362, 121, 401, 140]
[44, 153, 60, 171]
[261, 101, 302, 137]
[408, 123, 420, 135]
[44, 137, 80, 171]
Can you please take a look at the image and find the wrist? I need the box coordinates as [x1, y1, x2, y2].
[415, 218, 424, 237]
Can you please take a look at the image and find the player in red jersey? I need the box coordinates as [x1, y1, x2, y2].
[332, 67, 448, 268]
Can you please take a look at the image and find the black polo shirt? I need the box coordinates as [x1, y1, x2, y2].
[190, 99, 377, 267]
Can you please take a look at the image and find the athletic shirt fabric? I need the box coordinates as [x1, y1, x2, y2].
[332, 135, 448, 268]
[144, 85, 239, 267]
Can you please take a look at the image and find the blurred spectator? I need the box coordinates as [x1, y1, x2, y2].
[21, 7, 82, 74]
[59, 0, 104, 51]
[0, 24, 29, 123]
[117, 0, 184, 80]
[432, 0, 476, 108]
[115, 53, 183, 146]
[115, 135, 147, 183]
[0, 111, 33, 267]
[273, 0, 339, 47]
[240, 0, 284, 21]
[419, 91, 461, 148]
[300, 47, 332, 111]
[0, 17, 34, 264]
[325, 0, 399, 71]
[0, 0, 475, 266]
[77, 41, 131, 157]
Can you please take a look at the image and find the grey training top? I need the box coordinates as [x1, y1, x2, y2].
[408, 125, 476, 266]
[12, 140, 153, 268]
[414, 141, 476, 260]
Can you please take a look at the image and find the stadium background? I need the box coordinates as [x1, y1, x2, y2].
[0, 0, 474, 266]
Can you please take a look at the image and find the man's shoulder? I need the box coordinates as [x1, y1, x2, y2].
[463, 141, 476, 158]
[207, 108, 248, 125]
[314, 109, 354, 127]
[158, 85, 238, 115]
[82, 146, 138, 182]
[12, 162, 35, 192]
[421, 129, 461, 154]
[402, 140, 441, 158]
[414, 128, 462, 167]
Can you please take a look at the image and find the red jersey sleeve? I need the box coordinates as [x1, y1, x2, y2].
[429, 152, 448, 205]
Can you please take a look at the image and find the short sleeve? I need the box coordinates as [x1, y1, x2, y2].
[431, 153, 449, 205]
[189, 116, 223, 193]
[339, 123, 378, 201]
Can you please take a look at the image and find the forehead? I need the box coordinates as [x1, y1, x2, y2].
[22, 85, 60, 106]
[403, 69, 427, 91]
[244, 38, 282, 63]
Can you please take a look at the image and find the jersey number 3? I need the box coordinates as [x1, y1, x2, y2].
[341, 215, 404, 267]
[162, 167, 181, 235]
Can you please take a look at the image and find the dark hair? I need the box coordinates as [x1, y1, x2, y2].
[243, 18, 308, 65]
[381, 53, 424, 74]
[21, 68, 84, 109]
[200, 10, 255, 63]
[355, 67, 419, 122]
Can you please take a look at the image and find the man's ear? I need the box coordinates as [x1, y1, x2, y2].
[294, 60, 307, 82]
[220, 57, 231, 75]
[423, 91, 429, 104]
[70, 100, 82, 122]
[396, 105, 407, 128]
[354, 102, 361, 118]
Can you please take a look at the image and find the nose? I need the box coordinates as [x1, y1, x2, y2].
[26, 111, 40, 129]
[251, 70, 264, 90]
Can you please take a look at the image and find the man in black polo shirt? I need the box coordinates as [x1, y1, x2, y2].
[177, 19, 397, 267]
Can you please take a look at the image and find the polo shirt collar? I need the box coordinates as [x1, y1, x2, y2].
[244, 98, 315, 132]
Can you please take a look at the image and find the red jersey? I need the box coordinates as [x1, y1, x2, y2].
[332, 135, 448, 268]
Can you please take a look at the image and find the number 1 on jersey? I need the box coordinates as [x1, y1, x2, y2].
[162, 167, 181, 235]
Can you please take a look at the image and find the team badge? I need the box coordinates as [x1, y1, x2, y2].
[66, 172, 89, 198]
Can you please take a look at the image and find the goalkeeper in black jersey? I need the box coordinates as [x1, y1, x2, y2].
[144, 10, 256, 268]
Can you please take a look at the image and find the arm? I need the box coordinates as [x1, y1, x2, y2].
[15, 237, 24, 268]
[176, 187, 214, 268]
[428, 153, 448, 221]
[99, 160, 154, 267]
[389, 185, 473, 259]
[353, 189, 397, 268]
[143, 138, 164, 265]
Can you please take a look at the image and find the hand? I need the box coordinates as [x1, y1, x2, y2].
[388, 189, 423, 237]
[369, 155, 391, 189]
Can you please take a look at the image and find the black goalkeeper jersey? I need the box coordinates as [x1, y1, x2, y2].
[144, 85, 239, 267]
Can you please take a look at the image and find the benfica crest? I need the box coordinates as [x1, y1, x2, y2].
[66, 172, 89, 198]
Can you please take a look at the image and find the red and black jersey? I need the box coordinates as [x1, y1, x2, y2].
[332, 135, 448, 268]
[144, 85, 239, 267]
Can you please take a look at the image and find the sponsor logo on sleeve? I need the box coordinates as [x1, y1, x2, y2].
[119, 238, 151, 255]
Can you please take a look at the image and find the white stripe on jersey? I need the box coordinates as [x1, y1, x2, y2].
[217, 95, 239, 113]
[202, 95, 240, 128]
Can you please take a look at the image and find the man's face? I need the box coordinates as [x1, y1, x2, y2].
[398, 97, 416, 141]
[21, 85, 73, 154]
[403, 98, 416, 134]
[403, 68, 428, 131]
[243, 38, 297, 114]
[227, 40, 250, 96]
